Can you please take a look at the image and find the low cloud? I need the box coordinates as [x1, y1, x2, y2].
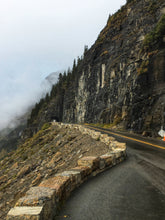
[0, 0, 126, 131]
[0, 71, 59, 131]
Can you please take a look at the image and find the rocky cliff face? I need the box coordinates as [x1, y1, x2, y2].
[26, 0, 165, 137]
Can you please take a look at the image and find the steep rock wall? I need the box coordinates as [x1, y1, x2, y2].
[26, 0, 165, 138]
[62, 0, 165, 136]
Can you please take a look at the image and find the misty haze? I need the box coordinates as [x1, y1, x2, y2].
[0, 0, 126, 131]
[1, 0, 165, 220]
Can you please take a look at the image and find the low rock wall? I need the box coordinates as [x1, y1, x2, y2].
[7, 123, 127, 220]
[52, 122, 126, 151]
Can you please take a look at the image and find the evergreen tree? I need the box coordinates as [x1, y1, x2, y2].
[84, 45, 88, 55]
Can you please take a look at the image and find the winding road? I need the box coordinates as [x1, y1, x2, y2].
[56, 126, 165, 220]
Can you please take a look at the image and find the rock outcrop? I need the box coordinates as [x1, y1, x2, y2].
[26, 0, 165, 137]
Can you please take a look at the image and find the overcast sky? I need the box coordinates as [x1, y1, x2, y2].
[0, 0, 126, 130]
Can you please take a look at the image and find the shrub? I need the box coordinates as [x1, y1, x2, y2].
[41, 123, 51, 131]
[143, 14, 165, 51]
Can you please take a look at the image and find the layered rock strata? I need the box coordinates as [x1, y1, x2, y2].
[26, 0, 165, 137]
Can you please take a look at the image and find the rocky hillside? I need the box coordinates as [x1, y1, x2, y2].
[26, 0, 165, 137]
[0, 122, 125, 219]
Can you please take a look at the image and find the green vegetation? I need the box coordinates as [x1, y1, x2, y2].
[41, 123, 51, 131]
[27, 55, 84, 127]
[90, 117, 122, 129]
[147, 1, 158, 15]
[96, 4, 127, 46]
[143, 14, 165, 51]
[137, 60, 149, 75]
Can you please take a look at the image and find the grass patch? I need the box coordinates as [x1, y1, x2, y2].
[41, 123, 51, 131]
[89, 117, 122, 129]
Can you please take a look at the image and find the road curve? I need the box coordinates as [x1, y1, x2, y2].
[56, 127, 165, 220]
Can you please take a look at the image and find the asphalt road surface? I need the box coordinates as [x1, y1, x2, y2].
[56, 127, 165, 220]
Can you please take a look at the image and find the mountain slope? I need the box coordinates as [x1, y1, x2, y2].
[0, 123, 112, 219]
[26, 0, 165, 137]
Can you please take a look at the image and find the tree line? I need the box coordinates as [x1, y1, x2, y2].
[28, 46, 88, 125]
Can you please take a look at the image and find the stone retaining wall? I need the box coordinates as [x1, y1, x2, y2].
[52, 122, 126, 151]
[7, 123, 126, 220]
